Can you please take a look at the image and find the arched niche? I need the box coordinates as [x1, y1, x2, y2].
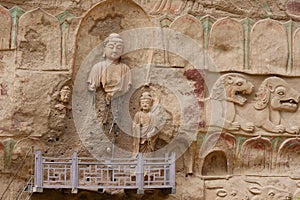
[170, 14, 203, 45]
[0, 5, 12, 50]
[17, 8, 62, 71]
[202, 150, 227, 176]
[249, 18, 288, 74]
[169, 14, 204, 67]
[240, 136, 272, 173]
[200, 132, 236, 176]
[208, 17, 244, 71]
[72, 0, 152, 80]
[278, 138, 300, 174]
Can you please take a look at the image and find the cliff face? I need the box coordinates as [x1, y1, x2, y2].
[1, 0, 300, 199]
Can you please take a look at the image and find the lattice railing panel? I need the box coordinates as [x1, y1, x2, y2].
[34, 151, 176, 193]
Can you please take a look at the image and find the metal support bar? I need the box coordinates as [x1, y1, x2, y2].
[33, 150, 43, 193]
[71, 152, 78, 194]
[136, 153, 144, 194]
[170, 152, 176, 194]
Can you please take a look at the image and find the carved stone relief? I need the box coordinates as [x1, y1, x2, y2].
[250, 19, 288, 74]
[253, 77, 300, 134]
[2, 0, 300, 199]
[169, 14, 203, 67]
[200, 132, 235, 176]
[205, 176, 294, 200]
[132, 91, 172, 156]
[240, 137, 272, 173]
[0, 5, 12, 50]
[208, 73, 254, 132]
[208, 18, 244, 71]
[278, 138, 300, 174]
[48, 85, 72, 140]
[17, 8, 62, 71]
[73, 0, 152, 80]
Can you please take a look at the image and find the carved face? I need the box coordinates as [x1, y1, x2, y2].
[270, 84, 299, 112]
[225, 75, 254, 105]
[104, 39, 123, 61]
[140, 99, 153, 112]
[60, 87, 71, 103]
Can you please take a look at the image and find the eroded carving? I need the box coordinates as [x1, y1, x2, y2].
[254, 77, 300, 134]
[17, 8, 62, 70]
[245, 178, 292, 200]
[0, 5, 12, 50]
[0, 83, 8, 95]
[250, 19, 288, 74]
[175, 0, 203, 15]
[208, 18, 244, 71]
[240, 137, 272, 173]
[48, 85, 72, 140]
[278, 138, 300, 174]
[210, 73, 254, 132]
[200, 132, 236, 176]
[205, 178, 249, 200]
[87, 33, 132, 104]
[205, 177, 294, 200]
[150, 0, 173, 15]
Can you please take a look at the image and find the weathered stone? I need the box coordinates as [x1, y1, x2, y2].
[286, 0, 300, 21]
[240, 137, 272, 173]
[0, 5, 11, 50]
[17, 8, 62, 71]
[293, 27, 300, 74]
[208, 18, 244, 71]
[13, 71, 70, 137]
[169, 14, 203, 67]
[9, 6, 24, 49]
[3, 138, 16, 171]
[250, 18, 288, 74]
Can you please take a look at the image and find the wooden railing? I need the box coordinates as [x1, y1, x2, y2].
[33, 151, 176, 194]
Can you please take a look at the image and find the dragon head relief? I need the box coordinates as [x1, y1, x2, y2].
[255, 77, 300, 112]
[225, 75, 254, 105]
[211, 73, 254, 105]
[210, 74, 255, 132]
[254, 77, 300, 134]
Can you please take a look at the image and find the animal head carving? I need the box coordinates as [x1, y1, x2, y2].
[254, 77, 300, 112]
[248, 184, 292, 200]
[211, 73, 254, 105]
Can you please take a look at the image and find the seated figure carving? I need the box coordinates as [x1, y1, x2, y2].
[209, 73, 255, 132]
[254, 77, 300, 134]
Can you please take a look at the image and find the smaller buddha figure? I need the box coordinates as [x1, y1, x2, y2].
[132, 92, 161, 157]
[87, 33, 132, 104]
[49, 86, 72, 134]
[55, 86, 71, 111]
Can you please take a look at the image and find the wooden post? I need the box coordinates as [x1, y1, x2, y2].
[164, 153, 168, 186]
[136, 153, 144, 194]
[71, 152, 78, 194]
[33, 150, 43, 193]
[170, 152, 176, 194]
